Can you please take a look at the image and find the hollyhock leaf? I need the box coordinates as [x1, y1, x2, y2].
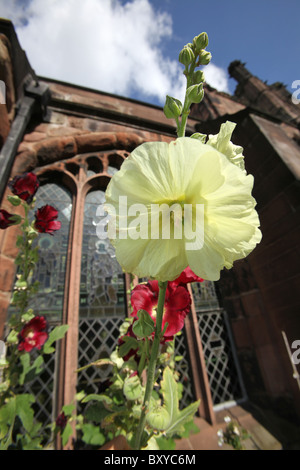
[19, 353, 44, 385]
[82, 394, 113, 406]
[132, 309, 155, 338]
[0, 397, 17, 449]
[43, 324, 69, 354]
[123, 374, 143, 401]
[165, 400, 200, 438]
[81, 423, 106, 446]
[155, 436, 176, 450]
[180, 419, 200, 438]
[161, 366, 179, 421]
[118, 336, 139, 358]
[62, 422, 74, 447]
[161, 367, 200, 438]
[15, 394, 35, 433]
[84, 402, 111, 424]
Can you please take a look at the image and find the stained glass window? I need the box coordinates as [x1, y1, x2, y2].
[79, 190, 126, 318]
[28, 183, 72, 322]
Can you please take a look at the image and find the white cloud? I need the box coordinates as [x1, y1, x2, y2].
[203, 63, 230, 94]
[0, 0, 229, 104]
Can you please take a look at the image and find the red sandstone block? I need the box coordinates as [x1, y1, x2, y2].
[0, 255, 16, 292]
[12, 150, 38, 175]
[23, 131, 47, 142]
[0, 291, 10, 338]
[231, 319, 252, 349]
[247, 315, 272, 348]
[2, 225, 22, 258]
[259, 192, 292, 231]
[33, 136, 77, 165]
[261, 274, 300, 312]
[240, 291, 264, 318]
[75, 132, 117, 153]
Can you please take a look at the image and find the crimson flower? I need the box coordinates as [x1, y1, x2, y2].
[0, 209, 16, 229]
[18, 316, 48, 352]
[34, 205, 61, 234]
[56, 412, 67, 431]
[9, 172, 39, 203]
[131, 280, 191, 340]
[172, 266, 204, 286]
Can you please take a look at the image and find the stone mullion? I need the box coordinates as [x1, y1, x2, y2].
[62, 178, 85, 449]
[184, 284, 216, 425]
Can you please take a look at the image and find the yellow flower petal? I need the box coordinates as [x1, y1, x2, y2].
[104, 136, 262, 282]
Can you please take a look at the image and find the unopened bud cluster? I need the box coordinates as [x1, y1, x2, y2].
[179, 32, 211, 68]
[164, 32, 211, 136]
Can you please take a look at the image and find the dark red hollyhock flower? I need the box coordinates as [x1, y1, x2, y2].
[9, 172, 39, 203]
[34, 205, 61, 234]
[98, 378, 112, 394]
[172, 266, 204, 286]
[18, 316, 48, 352]
[56, 412, 68, 431]
[0, 209, 16, 229]
[131, 280, 191, 339]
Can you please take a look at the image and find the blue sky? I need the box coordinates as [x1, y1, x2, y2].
[0, 0, 299, 106]
[152, 0, 300, 95]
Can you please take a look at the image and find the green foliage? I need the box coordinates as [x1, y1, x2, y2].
[43, 325, 69, 354]
[71, 318, 200, 450]
[160, 367, 200, 437]
[132, 309, 155, 338]
[0, 194, 68, 450]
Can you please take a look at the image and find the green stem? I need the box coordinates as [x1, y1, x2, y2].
[177, 110, 189, 138]
[177, 63, 196, 138]
[133, 281, 168, 450]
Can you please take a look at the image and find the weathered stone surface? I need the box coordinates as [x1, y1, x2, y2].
[11, 150, 38, 175]
[0, 255, 15, 292]
[23, 131, 48, 142]
[0, 33, 15, 120]
[32, 136, 77, 165]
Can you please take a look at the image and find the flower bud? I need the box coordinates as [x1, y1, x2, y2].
[198, 50, 212, 65]
[186, 84, 204, 104]
[7, 195, 21, 206]
[192, 70, 205, 85]
[193, 32, 209, 52]
[163, 95, 182, 119]
[178, 45, 195, 66]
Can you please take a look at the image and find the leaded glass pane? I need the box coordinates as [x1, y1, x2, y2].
[197, 310, 246, 407]
[107, 166, 118, 176]
[28, 183, 72, 322]
[79, 190, 125, 318]
[191, 280, 219, 310]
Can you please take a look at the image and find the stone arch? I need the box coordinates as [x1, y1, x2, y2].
[11, 131, 145, 177]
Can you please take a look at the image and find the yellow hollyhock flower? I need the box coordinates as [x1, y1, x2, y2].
[207, 121, 245, 171]
[104, 137, 261, 282]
